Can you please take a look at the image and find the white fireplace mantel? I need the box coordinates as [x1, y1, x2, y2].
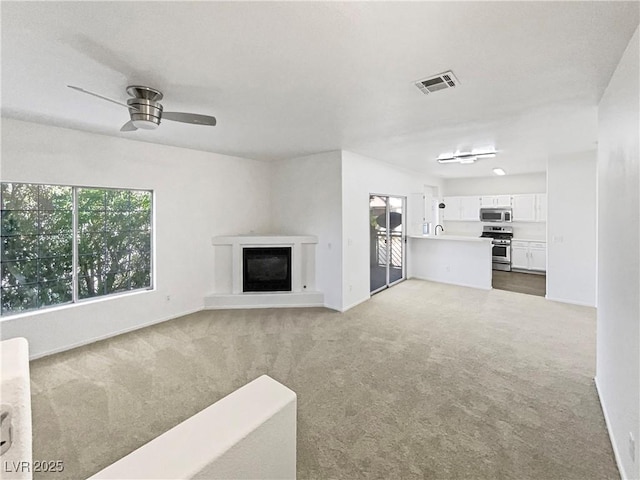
[212, 234, 317, 247]
[205, 234, 324, 309]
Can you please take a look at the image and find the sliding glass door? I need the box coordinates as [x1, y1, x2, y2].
[370, 195, 405, 294]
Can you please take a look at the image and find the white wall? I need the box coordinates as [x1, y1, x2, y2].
[442, 173, 547, 240]
[270, 151, 343, 310]
[341, 151, 442, 311]
[0, 119, 272, 358]
[546, 150, 597, 306]
[596, 26, 639, 480]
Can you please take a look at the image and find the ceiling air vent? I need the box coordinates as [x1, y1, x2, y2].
[415, 70, 459, 95]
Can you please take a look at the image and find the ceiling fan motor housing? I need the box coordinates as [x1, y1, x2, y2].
[127, 98, 163, 129]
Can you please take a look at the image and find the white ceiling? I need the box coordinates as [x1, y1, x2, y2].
[2, 1, 638, 178]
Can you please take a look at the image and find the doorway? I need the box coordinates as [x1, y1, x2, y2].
[370, 195, 405, 294]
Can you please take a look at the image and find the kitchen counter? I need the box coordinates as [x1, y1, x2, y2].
[408, 234, 493, 290]
[409, 234, 492, 243]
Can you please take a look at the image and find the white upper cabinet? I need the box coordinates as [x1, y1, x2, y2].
[495, 195, 512, 207]
[442, 193, 546, 223]
[442, 196, 462, 221]
[460, 196, 480, 221]
[480, 196, 495, 208]
[480, 195, 512, 208]
[535, 194, 547, 222]
[442, 196, 480, 221]
[511, 194, 537, 222]
[511, 193, 546, 222]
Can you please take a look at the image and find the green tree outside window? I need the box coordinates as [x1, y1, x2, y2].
[0, 183, 152, 316]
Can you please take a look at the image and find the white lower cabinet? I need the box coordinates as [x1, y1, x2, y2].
[528, 243, 547, 271]
[511, 240, 546, 272]
[511, 243, 529, 269]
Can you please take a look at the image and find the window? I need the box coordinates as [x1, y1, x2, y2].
[1, 183, 152, 316]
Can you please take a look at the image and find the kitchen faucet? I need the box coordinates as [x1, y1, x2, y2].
[435, 224, 444, 235]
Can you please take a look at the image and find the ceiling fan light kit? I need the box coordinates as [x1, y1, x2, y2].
[125, 86, 163, 130]
[67, 84, 217, 132]
[128, 98, 162, 130]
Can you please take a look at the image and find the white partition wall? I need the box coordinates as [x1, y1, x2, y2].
[89, 375, 297, 480]
[546, 150, 597, 306]
[596, 26, 639, 480]
[0, 338, 33, 480]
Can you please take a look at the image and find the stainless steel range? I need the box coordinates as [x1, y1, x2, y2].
[480, 226, 513, 271]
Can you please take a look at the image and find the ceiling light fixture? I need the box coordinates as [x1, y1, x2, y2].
[437, 149, 497, 164]
[493, 168, 506, 176]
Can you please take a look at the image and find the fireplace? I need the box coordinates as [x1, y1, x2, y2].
[243, 247, 292, 292]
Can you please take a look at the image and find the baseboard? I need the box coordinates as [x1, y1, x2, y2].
[339, 296, 370, 313]
[545, 295, 595, 307]
[29, 307, 203, 360]
[408, 275, 492, 291]
[511, 268, 546, 276]
[594, 376, 629, 480]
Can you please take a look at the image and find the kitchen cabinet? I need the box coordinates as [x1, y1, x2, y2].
[442, 196, 480, 221]
[442, 196, 461, 221]
[511, 194, 536, 221]
[460, 196, 480, 220]
[480, 195, 512, 208]
[511, 193, 547, 222]
[529, 243, 547, 270]
[511, 243, 529, 269]
[511, 240, 546, 272]
[443, 193, 546, 223]
[535, 194, 547, 222]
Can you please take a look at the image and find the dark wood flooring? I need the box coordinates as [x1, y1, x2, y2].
[492, 270, 546, 297]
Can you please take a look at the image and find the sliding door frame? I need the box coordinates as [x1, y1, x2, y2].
[369, 194, 406, 295]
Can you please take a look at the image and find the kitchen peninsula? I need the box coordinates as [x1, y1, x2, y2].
[408, 235, 493, 290]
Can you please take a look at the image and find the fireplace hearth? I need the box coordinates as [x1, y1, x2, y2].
[243, 247, 292, 292]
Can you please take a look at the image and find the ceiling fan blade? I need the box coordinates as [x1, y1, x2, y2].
[67, 85, 138, 111]
[120, 121, 137, 132]
[163, 112, 217, 126]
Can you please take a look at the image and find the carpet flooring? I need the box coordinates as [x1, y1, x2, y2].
[29, 279, 617, 479]
[492, 271, 547, 297]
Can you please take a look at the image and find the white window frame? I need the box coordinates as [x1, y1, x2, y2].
[0, 182, 154, 317]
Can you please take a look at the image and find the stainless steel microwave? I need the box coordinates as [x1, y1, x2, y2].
[480, 208, 512, 222]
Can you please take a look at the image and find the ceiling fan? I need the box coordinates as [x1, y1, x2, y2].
[67, 85, 217, 132]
